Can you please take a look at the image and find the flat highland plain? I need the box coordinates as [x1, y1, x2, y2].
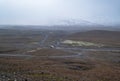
[0, 28, 120, 81]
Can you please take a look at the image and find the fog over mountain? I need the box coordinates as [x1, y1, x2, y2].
[0, 0, 120, 25]
[0, 0, 120, 31]
[0, 18, 120, 31]
[48, 19, 98, 26]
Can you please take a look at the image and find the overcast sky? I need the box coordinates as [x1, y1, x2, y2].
[0, 0, 120, 25]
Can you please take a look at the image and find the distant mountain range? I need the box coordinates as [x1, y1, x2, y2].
[50, 19, 99, 26]
[0, 19, 120, 31]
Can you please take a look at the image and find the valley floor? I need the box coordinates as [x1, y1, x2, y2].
[0, 29, 120, 81]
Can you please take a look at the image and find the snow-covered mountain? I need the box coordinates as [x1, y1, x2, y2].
[49, 19, 100, 26]
[45, 19, 105, 31]
[0, 19, 120, 31]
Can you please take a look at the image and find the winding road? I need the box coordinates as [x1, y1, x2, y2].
[0, 47, 119, 59]
[0, 33, 119, 59]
